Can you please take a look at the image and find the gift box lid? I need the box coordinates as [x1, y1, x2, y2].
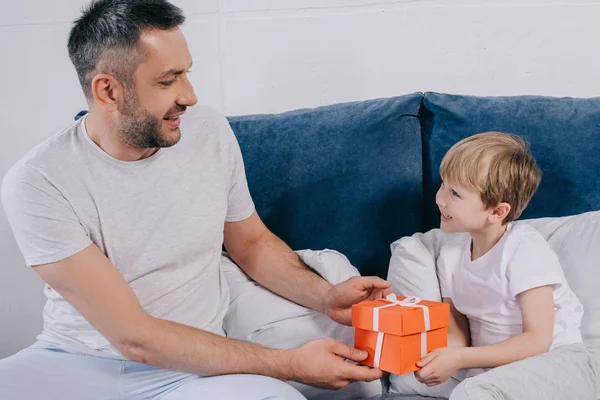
[351, 295, 450, 336]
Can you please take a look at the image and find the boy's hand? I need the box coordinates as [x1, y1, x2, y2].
[415, 347, 463, 386]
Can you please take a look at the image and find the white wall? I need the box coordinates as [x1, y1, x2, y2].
[1, 0, 599, 358]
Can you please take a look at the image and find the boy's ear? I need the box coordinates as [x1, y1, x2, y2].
[490, 202, 511, 223]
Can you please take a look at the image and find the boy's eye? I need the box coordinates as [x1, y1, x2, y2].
[452, 190, 460, 197]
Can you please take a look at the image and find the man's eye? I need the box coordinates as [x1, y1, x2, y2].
[160, 80, 176, 87]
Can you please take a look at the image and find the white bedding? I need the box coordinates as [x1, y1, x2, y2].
[222, 249, 383, 399]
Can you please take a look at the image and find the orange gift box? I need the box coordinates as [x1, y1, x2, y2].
[352, 294, 450, 375]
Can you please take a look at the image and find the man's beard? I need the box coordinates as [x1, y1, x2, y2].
[119, 92, 184, 149]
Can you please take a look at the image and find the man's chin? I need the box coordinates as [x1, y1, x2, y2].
[158, 128, 181, 147]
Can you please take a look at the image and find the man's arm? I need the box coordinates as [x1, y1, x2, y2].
[223, 211, 392, 325]
[34, 244, 383, 388]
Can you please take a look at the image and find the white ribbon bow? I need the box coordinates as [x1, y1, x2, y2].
[371, 293, 431, 369]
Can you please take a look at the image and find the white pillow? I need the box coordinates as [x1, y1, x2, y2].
[387, 228, 454, 301]
[222, 249, 383, 400]
[387, 211, 600, 397]
[522, 212, 600, 366]
[387, 229, 459, 397]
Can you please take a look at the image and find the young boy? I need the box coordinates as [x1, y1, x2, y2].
[404, 132, 596, 399]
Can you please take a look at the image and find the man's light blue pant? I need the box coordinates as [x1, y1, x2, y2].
[0, 342, 307, 400]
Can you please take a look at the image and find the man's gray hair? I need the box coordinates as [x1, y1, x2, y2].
[67, 0, 185, 99]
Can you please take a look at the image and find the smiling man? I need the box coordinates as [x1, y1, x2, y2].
[0, 1, 390, 399]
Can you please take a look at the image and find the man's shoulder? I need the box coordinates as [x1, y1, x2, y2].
[178, 105, 238, 150]
[2, 120, 81, 195]
[181, 105, 230, 132]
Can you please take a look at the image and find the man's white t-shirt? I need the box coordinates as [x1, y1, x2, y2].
[1, 106, 255, 358]
[437, 222, 583, 374]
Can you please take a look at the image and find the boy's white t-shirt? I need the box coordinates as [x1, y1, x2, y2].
[437, 222, 583, 375]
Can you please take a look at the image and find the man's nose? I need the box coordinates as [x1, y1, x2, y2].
[179, 76, 198, 107]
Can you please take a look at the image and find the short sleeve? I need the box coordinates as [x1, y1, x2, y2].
[506, 230, 564, 298]
[1, 165, 92, 266]
[223, 123, 255, 222]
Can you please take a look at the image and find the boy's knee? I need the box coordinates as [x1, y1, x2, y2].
[449, 377, 497, 400]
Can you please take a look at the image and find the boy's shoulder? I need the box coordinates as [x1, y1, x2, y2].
[506, 221, 552, 250]
[503, 221, 558, 264]
[510, 220, 545, 236]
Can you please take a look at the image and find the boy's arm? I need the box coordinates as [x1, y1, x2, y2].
[458, 234, 562, 369]
[458, 285, 554, 368]
[444, 298, 470, 348]
[416, 286, 553, 386]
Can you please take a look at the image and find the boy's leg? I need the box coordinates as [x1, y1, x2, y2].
[389, 369, 464, 399]
[159, 373, 307, 400]
[0, 342, 122, 400]
[449, 343, 598, 400]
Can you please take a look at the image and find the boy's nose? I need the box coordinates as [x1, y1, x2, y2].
[436, 190, 446, 208]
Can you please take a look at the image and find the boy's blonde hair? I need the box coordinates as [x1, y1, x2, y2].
[440, 132, 541, 223]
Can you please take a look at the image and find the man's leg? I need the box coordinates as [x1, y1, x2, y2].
[449, 343, 598, 400]
[0, 342, 122, 400]
[158, 374, 307, 400]
[0, 343, 304, 400]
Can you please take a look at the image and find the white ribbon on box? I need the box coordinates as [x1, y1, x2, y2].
[372, 293, 431, 369]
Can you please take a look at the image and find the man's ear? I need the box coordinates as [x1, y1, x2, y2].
[90, 73, 124, 112]
[489, 202, 511, 223]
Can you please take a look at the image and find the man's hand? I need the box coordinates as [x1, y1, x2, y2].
[290, 338, 384, 389]
[415, 347, 464, 386]
[323, 276, 392, 325]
